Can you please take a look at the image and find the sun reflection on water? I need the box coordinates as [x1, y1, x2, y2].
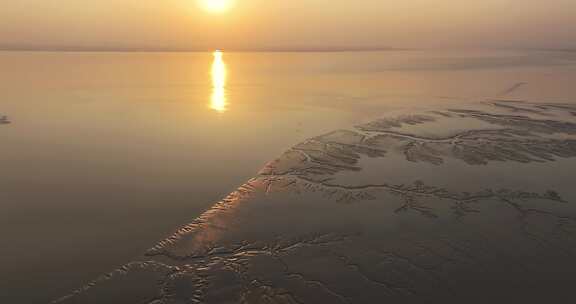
[210, 50, 227, 113]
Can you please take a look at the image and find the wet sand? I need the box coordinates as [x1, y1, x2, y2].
[1, 49, 576, 302]
[54, 100, 576, 303]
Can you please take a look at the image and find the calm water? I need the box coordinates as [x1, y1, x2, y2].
[1, 49, 576, 303]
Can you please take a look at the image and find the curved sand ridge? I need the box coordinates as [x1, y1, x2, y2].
[55, 100, 576, 303]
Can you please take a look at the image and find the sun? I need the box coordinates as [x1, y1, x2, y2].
[198, 0, 235, 13]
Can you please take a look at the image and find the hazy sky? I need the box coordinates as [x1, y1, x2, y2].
[1, 0, 575, 50]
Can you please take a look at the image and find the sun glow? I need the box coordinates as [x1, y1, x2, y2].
[210, 50, 228, 113]
[199, 0, 235, 13]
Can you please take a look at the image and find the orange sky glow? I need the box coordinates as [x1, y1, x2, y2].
[0, 0, 575, 50]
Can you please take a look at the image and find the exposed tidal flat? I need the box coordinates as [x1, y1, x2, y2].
[53, 100, 576, 303]
[1, 49, 576, 303]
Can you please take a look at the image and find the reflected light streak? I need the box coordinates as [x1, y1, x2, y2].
[210, 50, 227, 113]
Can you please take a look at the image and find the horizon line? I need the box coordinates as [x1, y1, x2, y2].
[0, 45, 413, 53]
[1, 45, 574, 53]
